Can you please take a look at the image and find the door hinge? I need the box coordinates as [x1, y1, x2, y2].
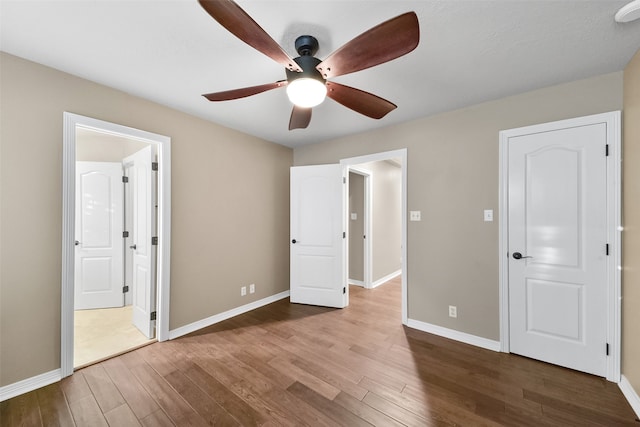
[152, 162, 158, 171]
[606, 343, 610, 356]
[123, 231, 129, 238]
[606, 243, 610, 256]
[343, 287, 346, 294]
[152, 236, 158, 245]
[150, 311, 157, 321]
[606, 144, 609, 156]
[343, 232, 346, 238]
[123, 285, 129, 293]
[122, 176, 129, 183]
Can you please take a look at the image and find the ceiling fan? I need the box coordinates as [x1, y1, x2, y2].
[198, 0, 420, 130]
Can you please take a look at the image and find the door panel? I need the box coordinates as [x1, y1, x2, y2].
[508, 123, 607, 377]
[290, 164, 346, 308]
[124, 145, 156, 338]
[75, 162, 124, 310]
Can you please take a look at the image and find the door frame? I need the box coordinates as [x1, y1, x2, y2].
[498, 111, 621, 382]
[348, 167, 372, 289]
[61, 112, 172, 377]
[341, 149, 408, 324]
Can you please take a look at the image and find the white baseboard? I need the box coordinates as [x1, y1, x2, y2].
[169, 290, 290, 340]
[620, 375, 640, 419]
[406, 318, 501, 352]
[0, 369, 61, 402]
[371, 269, 402, 289]
[349, 279, 365, 287]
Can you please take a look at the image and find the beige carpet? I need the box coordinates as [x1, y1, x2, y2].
[74, 305, 154, 368]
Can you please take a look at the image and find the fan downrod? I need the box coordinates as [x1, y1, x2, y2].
[294, 35, 319, 57]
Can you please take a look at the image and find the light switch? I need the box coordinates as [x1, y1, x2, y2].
[484, 209, 493, 222]
[410, 211, 421, 221]
[351, 213, 357, 220]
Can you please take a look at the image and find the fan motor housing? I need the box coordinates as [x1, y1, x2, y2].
[286, 55, 325, 84]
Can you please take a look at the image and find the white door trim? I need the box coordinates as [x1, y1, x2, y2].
[348, 167, 372, 289]
[341, 149, 408, 324]
[61, 112, 172, 378]
[498, 111, 621, 382]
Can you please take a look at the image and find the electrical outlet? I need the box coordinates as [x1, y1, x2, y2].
[410, 211, 421, 221]
[449, 305, 457, 318]
[249, 283, 255, 294]
[241, 286, 247, 296]
[484, 209, 494, 222]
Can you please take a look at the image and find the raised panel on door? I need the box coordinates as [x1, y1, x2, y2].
[75, 162, 124, 310]
[290, 164, 346, 308]
[508, 123, 607, 377]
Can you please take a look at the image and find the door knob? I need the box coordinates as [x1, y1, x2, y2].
[130, 244, 137, 250]
[74, 240, 80, 246]
[512, 252, 533, 260]
[291, 239, 297, 244]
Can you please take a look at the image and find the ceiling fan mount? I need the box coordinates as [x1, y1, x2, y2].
[198, 0, 420, 131]
[294, 35, 320, 57]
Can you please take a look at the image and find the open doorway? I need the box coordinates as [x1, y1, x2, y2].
[341, 149, 407, 323]
[73, 129, 155, 368]
[61, 113, 171, 377]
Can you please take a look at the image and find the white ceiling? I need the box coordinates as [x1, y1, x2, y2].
[1, 1, 639, 148]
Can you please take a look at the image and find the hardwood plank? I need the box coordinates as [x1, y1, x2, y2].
[163, 370, 240, 426]
[122, 352, 209, 427]
[333, 391, 405, 427]
[287, 381, 372, 427]
[361, 391, 433, 427]
[60, 372, 92, 405]
[181, 363, 266, 427]
[68, 395, 108, 427]
[104, 404, 142, 427]
[268, 357, 341, 400]
[82, 363, 126, 414]
[102, 356, 160, 420]
[140, 409, 175, 427]
[0, 390, 42, 427]
[36, 383, 76, 427]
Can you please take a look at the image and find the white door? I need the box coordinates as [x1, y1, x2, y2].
[75, 162, 124, 310]
[507, 121, 608, 376]
[124, 146, 156, 338]
[290, 164, 346, 308]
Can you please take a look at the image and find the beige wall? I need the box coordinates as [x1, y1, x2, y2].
[294, 72, 623, 339]
[76, 128, 150, 162]
[349, 172, 365, 281]
[359, 161, 402, 282]
[623, 48, 640, 396]
[0, 53, 292, 387]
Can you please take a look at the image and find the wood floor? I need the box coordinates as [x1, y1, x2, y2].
[2, 277, 637, 426]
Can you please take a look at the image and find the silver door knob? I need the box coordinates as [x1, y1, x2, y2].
[75, 240, 80, 246]
[129, 244, 137, 250]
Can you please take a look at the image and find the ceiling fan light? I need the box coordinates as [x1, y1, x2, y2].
[286, 78, 327, 108]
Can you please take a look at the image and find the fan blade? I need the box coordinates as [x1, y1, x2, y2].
[198, 0, 302, 72]
[203, 81, 287, 101]
[289, 106, 312, 130]
[326, 82, 396, 119]
[316, 12, 419, 79]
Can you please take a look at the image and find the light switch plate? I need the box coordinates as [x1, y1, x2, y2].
[484, 209, 493, 222]
[351, 213, 357, 220]
[410, 211, 421, 221]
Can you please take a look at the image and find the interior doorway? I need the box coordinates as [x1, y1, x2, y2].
[61, 113, 172, 377]
[73, 130, 156, 368]
[341, 149, 407, 323]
